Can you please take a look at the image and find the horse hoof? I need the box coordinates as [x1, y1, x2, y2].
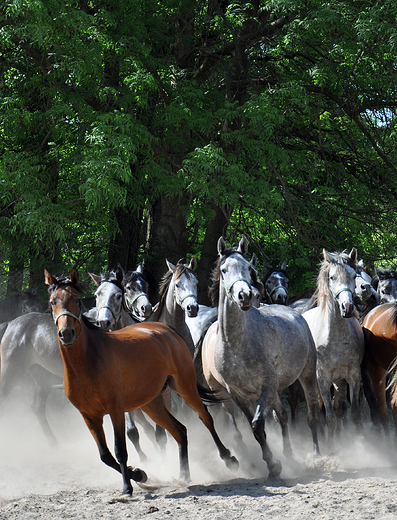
[268, 459, 282, 479]
[226, 455, 239, 471]
[129, 466, 148, 483]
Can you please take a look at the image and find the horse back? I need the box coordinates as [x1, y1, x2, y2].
[362, 302, 397, 369]
[63, 321, 194, 415]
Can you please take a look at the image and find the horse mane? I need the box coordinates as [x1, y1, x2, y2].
[312, 251, 356, 316]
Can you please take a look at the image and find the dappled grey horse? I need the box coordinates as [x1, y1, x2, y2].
[302, 250, 365, 445]
[202, 236, 320, 480]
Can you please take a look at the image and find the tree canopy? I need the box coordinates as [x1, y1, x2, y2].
[1, 0, 396, 300]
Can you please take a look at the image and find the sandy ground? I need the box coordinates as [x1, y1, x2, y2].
[1, 387, 397, 519]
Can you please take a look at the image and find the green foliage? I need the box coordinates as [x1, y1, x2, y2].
[1, 0, 397, 295]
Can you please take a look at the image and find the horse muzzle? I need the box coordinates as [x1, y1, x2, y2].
[340, 301, 355, 318]
[272, 289, 288, 305]
[185, 301, 199, 318]
[58, 326, 77, 346]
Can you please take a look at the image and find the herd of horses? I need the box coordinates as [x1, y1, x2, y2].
[1, 237, 397, 496]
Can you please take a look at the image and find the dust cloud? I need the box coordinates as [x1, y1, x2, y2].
[1, 384, 397, 504]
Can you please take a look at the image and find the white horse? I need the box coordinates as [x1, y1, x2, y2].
[202, 236, 320, 480]
[302, 250, 365, 445]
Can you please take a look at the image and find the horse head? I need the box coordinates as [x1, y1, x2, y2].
[217, 236, 253, 311]
[354, 258, 376, 304]
[322, 249, 357, 318]
[120, 264, 152, 320]
[262, 260, 289, 305]
[45, 267, 83, 346]
[374, 267, 397, 304]
[164, 257, 199, 318]
[88, 267, 124, 330]
[18, 288, 43, 314]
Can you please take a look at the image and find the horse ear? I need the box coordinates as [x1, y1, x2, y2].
[323, 249, 333, 263]
[114, 265, 124, 284]
[44, 269, 57, 286]
[349, 247, 357, 263]
[188, 256, 197, 272]
[69, 267, 79, 285]
[117, 263, 126, 277]
[263, 259, 269, 272]
[280, 260, 286, 271]
[237, 235, 249, 257]
[88, 272, 102, 287]
[166, 259, 177, 273]
[31, 287, 38, 295]
[136, 263, 143, 274]
[250, 253, 257, 269]
[217, 236, 226, 256]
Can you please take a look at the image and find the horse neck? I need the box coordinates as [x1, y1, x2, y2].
[113, 309, 135, 329]
[217, 283, 249, 348]
[58, 326, 91, 379]
[322, 293, 351, 332]
[160, 283, 185, 329]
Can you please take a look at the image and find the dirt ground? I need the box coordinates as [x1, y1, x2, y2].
[1, 387, 397, 519]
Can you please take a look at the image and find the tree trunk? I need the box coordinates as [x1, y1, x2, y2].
[108, 206, 143, 272]
[197, 205, 230, 306]
[144, 192, 192, 286]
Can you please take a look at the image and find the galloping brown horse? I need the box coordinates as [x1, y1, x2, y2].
[362, 302, 397, 439]
[44, 267, 238, 496]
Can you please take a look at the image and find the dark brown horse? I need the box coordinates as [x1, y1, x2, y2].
[44, 267, 238, 496]
[362, 302, 397, 439]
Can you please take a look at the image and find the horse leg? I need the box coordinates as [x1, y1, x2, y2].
[272, 393, 293, 458]
[140, 394, 190, 481]
[297, 362, 321, 456]
[170, 376, 239, 472]
[233, 390, 281, 480]
[361, 362, 381, 433]
[367, 364, 390, 437]
[125, 411, 148, 462]
[287, 381, 303, 429]
[317, 377, 336, 448]
[28, 365, 59, 447]
[332, 380, 347, 437]
[347, 374, 363, 434]
[82, 412, 146, 496]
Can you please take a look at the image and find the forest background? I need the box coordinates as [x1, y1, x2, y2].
[1, 0, 396, 305]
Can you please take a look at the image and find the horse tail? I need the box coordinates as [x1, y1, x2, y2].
[0, 321, 8, 343]
[197, 384, 228, 405]
[388, 357, 397, 407]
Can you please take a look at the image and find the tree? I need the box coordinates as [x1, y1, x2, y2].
[1, 0, 397, 300]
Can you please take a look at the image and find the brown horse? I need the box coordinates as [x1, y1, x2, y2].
[362, 302, 397, 439]
[44, 267, 238, 496]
